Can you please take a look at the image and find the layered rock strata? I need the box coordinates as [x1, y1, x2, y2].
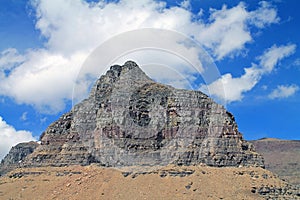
[2, 61, 264, 169]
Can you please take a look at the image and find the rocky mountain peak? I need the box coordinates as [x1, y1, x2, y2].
[1, 61, 264, 172]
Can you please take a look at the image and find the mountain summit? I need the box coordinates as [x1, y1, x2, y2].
[2, 61, 264, 170]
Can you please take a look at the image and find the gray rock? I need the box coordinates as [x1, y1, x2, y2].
[254, 184, 300, 199]
[7, 61, 265, 169]
[0, 141, 39, 176]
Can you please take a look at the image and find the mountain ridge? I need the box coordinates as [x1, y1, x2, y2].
[250, 138, 300, 187]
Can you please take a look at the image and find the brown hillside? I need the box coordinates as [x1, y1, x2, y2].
[250, 138, 300, 186]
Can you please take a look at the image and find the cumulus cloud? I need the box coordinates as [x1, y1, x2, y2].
[201, 66, 260, 103]
[248, 1, 279, 28]
[0, 49, 86, 113]
[268, 84, 299, 99]
[258, 44, 296, 73]
[0, 0, 281, 113]
[196, 1, 279, 59]
[0, 116, 36, 160]
[204, 44, 296, 103]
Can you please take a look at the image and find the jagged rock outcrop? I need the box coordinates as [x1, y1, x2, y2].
[4, 61, 264, 169]
[0, 142, 39, 176]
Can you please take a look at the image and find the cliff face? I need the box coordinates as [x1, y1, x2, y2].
[3, 61, 264, 169]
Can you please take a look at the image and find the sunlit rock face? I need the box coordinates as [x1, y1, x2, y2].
[7, 61, 264, 168]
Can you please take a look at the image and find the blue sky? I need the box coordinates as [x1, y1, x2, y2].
[0, 0, 299, 159]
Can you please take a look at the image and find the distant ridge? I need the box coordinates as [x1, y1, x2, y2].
[257, 137, 298, 142]
[250, 138, 300, 186]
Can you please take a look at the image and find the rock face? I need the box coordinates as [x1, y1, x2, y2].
[0, 142, 39, 176]
[5, 61, 264, 169]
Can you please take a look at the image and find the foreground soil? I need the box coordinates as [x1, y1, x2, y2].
[0, 165, 299, 200]
[250, 138, 300, 186]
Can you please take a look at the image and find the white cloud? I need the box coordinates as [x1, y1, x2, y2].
[0, 116, 36, 160]
[0, 48, 25, 78]
[258, 44, 296, 73]
[20, 112, 28, 121]
[0, 49, 86, 113]
[248, 1, 279, 28]
[180, 0, 191, 10]
[196, 2, 279, 59]
[0, 0, 281, 113]
[268, 84, 299, 99]
[197, 3, 251, 60]
[204, 44, 296, 103]
[202, 66, 260, 102]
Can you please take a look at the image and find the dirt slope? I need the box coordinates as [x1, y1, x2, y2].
[0, 165, 299, 200]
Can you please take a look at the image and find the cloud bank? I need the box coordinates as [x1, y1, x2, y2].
[0, 0, 281, 113]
